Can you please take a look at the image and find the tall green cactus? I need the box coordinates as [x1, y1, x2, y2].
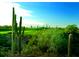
[14, 14, 18, 34]
[11, 7, 17, 55]
[12, 7, 15, 55]
[12, 7, 25, 56]
[68, 33, 73, 57]
[18, 16, 22, 55]
[12, 7, 18, 55]
[18, 17, 25, 55]
[21, 27, 25, 50]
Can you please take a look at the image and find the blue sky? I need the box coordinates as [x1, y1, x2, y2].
[15, 2, 79, 27]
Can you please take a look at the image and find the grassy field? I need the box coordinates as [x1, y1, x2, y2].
[0, 30, 38, 35]
[0, 29, 47, 36]
[0, 31, 11, 34]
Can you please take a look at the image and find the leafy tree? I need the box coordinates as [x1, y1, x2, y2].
[65, 24, 78, 34]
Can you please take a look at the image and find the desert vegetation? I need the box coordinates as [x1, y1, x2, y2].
[0, 7, 79, 57]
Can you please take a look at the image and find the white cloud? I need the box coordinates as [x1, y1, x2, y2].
[0, 2, 45, 26]
[0, 2, 12, 26]
[13, 3, 32, 17]
[0, 0, 12, 2]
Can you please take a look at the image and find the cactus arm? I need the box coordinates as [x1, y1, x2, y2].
[12, 7, 15, 55]
[18, 16, 22, 55]
[68, 33, 73, 57]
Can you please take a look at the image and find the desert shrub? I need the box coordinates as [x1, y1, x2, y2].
[22, 28, 68, 56]
[0, 34, 11, 47]
[0, 34, 11, 56]
[65, 24, 78, 34]
[21, 36, 42, 56]
[0, 47, 10, 56]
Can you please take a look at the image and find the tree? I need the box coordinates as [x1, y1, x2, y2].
[65, 24, 78, 34]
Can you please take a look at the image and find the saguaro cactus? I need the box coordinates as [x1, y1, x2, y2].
[12, 7, 15, 55]
[21, 27, 25, 50]
[68, 33, 73, 57]
[12, 7, 18, 55]
[18, 16, 22, 55]
[12, 7, 25, 56]
[14, 14, 18, 34]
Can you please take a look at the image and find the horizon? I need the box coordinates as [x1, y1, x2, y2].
[1, 2, 79, 27]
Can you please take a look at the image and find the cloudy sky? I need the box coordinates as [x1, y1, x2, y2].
[1, 0, 79, 27]
[0, 1, 46, 27]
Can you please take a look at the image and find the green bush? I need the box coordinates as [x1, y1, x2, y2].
[22, 28, 68, 56]
[65, 24, 78, 33]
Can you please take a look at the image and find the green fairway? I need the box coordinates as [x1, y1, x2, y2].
[0, 31, 11, 34]
[0, 29, 40, 35]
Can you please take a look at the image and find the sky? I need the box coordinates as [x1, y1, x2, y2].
[1, 1, 79, 27]
[14, 2, 79, 27]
